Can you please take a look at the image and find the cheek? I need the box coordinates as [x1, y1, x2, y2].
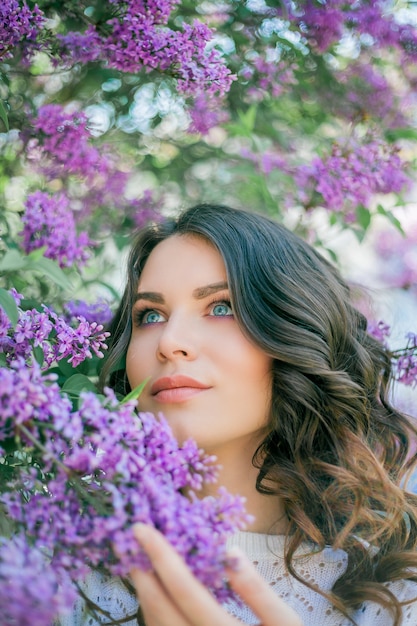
[223, 341, 273, 406]
[125, 338, 147, 387]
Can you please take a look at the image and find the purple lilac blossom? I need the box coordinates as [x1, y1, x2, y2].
[295, 139, 409, 220]
[242, 56, 297, 103]
[289, 1, 417, 60]
[188, 93, 230, 135]
[130, 189, 163, 229]
[0, 363, 251, 616]
[367, 320, 391, 345]
[0, 0, 45, 61]
[28, 105, 111, 182]
[297, 6, 344, 53]
[0, 535, 76, 626]
[335, 61, 405, 126]
[395, 333, 417, 388]
[367, 322, 417, 388]
[241, 147, 288, 177]
[20, 191, 92, 268]
[0, 295, 110, 368]
[64, 299, 113, 327]
[56, 3, 233, 99]
[53, 1, 233, 133]
[26, 105, 130, 220]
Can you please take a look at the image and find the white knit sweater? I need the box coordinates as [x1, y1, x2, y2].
[58, 531, 417, 626]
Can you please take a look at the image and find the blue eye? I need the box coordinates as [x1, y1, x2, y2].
[135, 309, 165, 325]
[210, 302, 233, 317]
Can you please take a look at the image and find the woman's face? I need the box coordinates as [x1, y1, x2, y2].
[126, 234, 273, 456]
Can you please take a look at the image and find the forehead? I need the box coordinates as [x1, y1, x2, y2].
[138, 234, 227, 290]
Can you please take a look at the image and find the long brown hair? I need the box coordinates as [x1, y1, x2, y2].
[100, 203, 417, 624]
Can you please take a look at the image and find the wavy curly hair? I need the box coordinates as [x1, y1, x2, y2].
[100, 203, 417, 625]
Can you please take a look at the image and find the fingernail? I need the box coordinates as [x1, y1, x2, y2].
[225, 546, 245, 571]
[133, 523, 149, 545]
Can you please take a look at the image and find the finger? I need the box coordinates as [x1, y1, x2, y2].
[131, 566, 191, 626]
[225, 547, 303, 626]
[132, 524, 236, 626]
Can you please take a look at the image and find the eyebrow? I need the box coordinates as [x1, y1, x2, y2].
[193, 281, 229, 299]
[133, 281, 229, 304]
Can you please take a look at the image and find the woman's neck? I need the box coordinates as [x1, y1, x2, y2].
[199, 441, 289, 535]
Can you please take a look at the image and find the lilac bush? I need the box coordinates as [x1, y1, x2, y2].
[295, 138, 409, 221]
[0, 358, 251, 624]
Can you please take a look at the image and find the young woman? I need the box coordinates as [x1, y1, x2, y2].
[65, 203, 417, 625]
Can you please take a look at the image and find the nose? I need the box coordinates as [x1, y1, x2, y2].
[156, 313, 197, 362]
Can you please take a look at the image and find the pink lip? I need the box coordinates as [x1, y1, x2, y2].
[151, 376, 211, 403]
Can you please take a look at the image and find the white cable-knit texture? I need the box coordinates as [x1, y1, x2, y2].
[58, 532, 417, 626]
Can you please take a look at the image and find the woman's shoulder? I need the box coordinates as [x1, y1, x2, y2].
[57, 569, 138, 626]
[353, 578, 417, 625]
[228, 532, 417, 625]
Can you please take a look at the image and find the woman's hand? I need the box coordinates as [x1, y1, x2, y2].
[130, 524, 303, 626]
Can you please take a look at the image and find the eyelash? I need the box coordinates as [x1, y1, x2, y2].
[133, 307, 162, 326]
[133, 298, 233, 327]
[207, 298, 233, 317]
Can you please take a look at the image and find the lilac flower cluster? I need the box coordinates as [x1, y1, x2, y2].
[28, 105, 111, 183]
[64, 299, 113, 327]
[241, 56, 297, 103]
[367, 319, 391, 346]
[188, 93, 230, 135]
[20, 191, 92, 268]
[26, 104, 152, 233]
[394, 333, 417, 388]
[295, 139, 409, 220]
[129, 189, 164, 229]
[241, 146, 288, 177]
[0, 360, 250, 623]
[335, 61, 405, 126]
[0, 0, 44, 61]
[0, 291, 110, 369]
[57, 0, 233, 100]
[0, 535, 76, 626]
[367, 320, 417, 388]
[289, 0, 417, 59]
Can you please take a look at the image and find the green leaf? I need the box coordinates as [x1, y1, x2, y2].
[121, 378, 150, 404]
[238, 105, 257, 132]
[0, 249, 26, 272]
[356, 205, 371, 231]
[58, 357, 89, 377]
[33, 345, 45, 366]
[385, 127, 417, 142]
[27, 246, 48, 262]
[62, 374, 97, 396]
[323, 247, 338, 264]
[0, 287, 19, 328]
[0, 100, 9, 132]
[376, 205, 405, 236]
[32, 257, 72, 291]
